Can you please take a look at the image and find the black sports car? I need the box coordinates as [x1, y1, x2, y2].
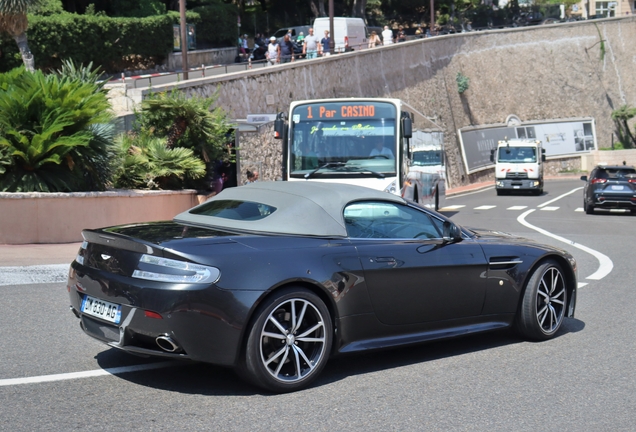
[68, 182, 577, 392]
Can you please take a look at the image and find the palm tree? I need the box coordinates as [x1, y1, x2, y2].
[0, 0, 38, 72]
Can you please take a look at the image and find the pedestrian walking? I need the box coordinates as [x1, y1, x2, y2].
[303, 27, 321, 59]
[382, 26, 394, 45]
[320, 30, 331, 56]
[368, 30, 382, 48]
[280, 34, 295, 63]
[396, 26, 406, 42]
[266, 36, 280, 66]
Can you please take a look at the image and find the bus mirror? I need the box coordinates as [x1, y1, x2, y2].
[490, 149, 495, 162]
[541, 148, 546, 162]
[402, 117, 412, 138]
[274, 112, 286, 140]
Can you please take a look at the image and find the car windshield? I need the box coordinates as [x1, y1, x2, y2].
[412, 150, 442, 166]
[596, 168, 636, 179]
[498, 146, 537, 163]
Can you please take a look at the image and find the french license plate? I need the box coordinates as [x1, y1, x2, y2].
[513, 186, 520, 189]
[81, 295, 121, 324]
[611, 185, 624, 190]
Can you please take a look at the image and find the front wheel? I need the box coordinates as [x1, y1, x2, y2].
[515, 259, 567, 341]
[240, 287, 332, 392]
[584, 199, 594, 215]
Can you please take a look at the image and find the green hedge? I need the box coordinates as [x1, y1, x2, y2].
[0, 13, 190, 73]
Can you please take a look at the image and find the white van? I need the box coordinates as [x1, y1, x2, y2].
[312, 17, 368, 53]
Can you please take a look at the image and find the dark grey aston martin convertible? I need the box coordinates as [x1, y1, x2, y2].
[68, 182, 577, 392]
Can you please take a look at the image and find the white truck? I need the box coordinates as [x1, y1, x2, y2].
[490, 138, 546, 195]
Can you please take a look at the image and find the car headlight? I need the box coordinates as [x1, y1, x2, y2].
[133, 254, 221, 284]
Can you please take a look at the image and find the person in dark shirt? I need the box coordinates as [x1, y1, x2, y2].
[320, 30, 331, 56]
[280, 34, 295, 63]
[396, 26, 406, 42]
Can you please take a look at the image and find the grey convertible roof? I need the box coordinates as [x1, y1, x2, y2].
[174, 181, 406, 237]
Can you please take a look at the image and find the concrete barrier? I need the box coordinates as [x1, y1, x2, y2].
[0, 190, 210, 245]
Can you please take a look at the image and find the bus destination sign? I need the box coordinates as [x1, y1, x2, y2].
[292, 102, 396, 122]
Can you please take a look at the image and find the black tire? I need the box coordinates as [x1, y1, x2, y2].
[515, 259, 567, 341]
[413, 186, 419, 203]
[239, 287, 332, 392]
[584, 199, 594, 215]
[496, 189, 503, 196]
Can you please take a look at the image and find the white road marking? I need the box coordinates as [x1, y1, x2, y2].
[540, 206, 560, 211]
[474, 205, 496, 210]
[518, 209, 613, 281]
[578, 282, 588, 288]
[441, 205, 466, 210]
[0, 361, 178, 387]
[575, 208, 584, 212]
[507, 206, 528, 210]
[538, 187, 583, 208]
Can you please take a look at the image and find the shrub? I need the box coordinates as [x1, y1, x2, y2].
[0, 66, 115, 192]
[112, 133, 206, 189]
[131, 89, 235, 190]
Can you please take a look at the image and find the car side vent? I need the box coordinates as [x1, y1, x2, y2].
[489, 257, 523, 269]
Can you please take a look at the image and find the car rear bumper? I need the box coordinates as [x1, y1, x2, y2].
[67, 261, 261, 367]
[591, 194, 636, 209]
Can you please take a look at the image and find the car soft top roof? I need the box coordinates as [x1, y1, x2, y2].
[174, 182, 406, 237]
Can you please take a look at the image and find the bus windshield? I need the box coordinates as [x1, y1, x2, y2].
[412, 150, 442, 167]
[288, 101, 398, 178]
[497, 146, 537, 163]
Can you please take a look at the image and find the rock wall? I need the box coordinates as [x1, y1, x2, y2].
[129, 17, 636, 188]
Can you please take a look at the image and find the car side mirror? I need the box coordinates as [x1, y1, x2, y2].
[490, 149, 495, 163]
[580, 175, 588, 181]
[443, 221, 462, 242]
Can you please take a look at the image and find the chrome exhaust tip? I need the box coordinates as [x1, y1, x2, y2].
[156, 335, 180, 352]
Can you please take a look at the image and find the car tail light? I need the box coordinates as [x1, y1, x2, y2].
[591, 178, 607, 184]
[144, 310, 163, 319]
[628, 179, 636, 183]
[132, 254, 220, 284]
[344, 36, 349, 49]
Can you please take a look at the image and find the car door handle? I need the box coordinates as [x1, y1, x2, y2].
[373, 257, 396, 263]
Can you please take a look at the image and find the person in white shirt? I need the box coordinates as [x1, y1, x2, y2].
[303, 27, 321, 59]
[382, 26, 394, 45]
[266, 36, 280, 66]
[369, 140, 394, 159]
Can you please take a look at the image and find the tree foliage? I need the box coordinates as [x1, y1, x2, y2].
[611, 105, 636, 149]
[0, 64, 116, 192]
[112, 133, 206, 189]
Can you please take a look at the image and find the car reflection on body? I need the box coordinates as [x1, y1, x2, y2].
[581, 164, 636, 214]
[68, 182, 577, 392]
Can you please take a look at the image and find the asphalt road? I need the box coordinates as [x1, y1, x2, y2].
[1, 178, 635, 431]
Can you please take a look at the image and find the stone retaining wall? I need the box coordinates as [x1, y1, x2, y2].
[127, 17, 636, 189]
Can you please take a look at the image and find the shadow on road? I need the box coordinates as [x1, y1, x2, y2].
[94, 317, 584, 396]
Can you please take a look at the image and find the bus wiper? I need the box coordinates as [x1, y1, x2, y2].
[344, 165, 386, 178]
[304, 162, 346, 179]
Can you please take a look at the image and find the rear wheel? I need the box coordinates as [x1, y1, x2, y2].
[240, 287, 332, 392]
[515, 259, 567, 341]
[584, 199, 594, 214]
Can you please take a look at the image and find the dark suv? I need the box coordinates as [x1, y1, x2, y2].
[581, 165, 636, 214]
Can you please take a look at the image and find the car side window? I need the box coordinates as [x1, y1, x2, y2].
[344, 201, 442, 239]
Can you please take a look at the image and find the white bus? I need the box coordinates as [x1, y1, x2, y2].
[274, 98, 445, 210]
